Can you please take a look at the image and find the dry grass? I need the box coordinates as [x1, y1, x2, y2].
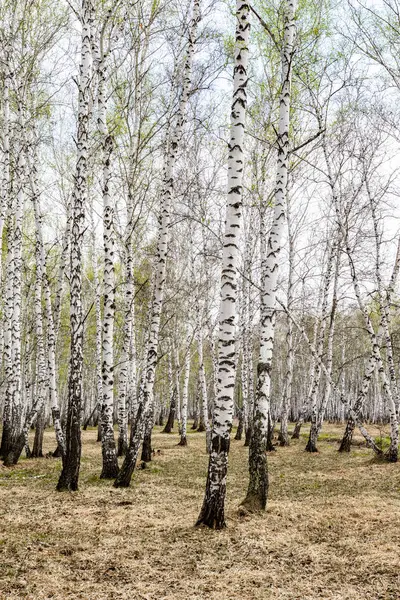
[1, 424, 400, 600]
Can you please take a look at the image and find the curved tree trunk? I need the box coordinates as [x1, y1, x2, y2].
[113, 403, 144, 488]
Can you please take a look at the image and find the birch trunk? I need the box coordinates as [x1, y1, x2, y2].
[4, 165, 48, 465]
[307, 243, 340, 451]
[196, 0, 249, 528]
[57, 0, 93, 491]
[239, 228, 253, 444]
[279, 196, 294, 446]
[53, 204, 72, 342]
[0, 192, 14, 458]
[96, 42, 119, 477]
[305, 237, 336, 452]
[8, 146, 25, 453]
[368, 181, 399, 460]
[163, 341, 176, 433]
[127, 301, 137, 421]
[178, 339, 192, 446]
[197, 333, 209, 438]
[175, 345, 182, 433]
[90, 214, 104, 438]
[117, 245, 133, 455]
[30, 159, 65, 456]
[242, 0, 297, 512]
[339, 243, 398, 460]
[0, 41, 10, 308]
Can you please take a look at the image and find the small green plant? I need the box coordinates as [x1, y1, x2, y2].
[374, 436, 391, 451]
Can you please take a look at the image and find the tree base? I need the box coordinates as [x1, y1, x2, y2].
[56, 469, 79, 492]
[196, 438, 229, 529]
[195, 497, 226, 529]
[291, 422, 302, 439]
[386, 446, 398, 463]
[100, 462, 120, 479]
[117, 438, 127, 457]
[113, 476, 131, 488]
[3, 452, 16, 467]
[178, 436, 187, 446]
[141, 431, 152, 462]
[114, 406, 144, 488]
[52, 445, 63, 458]
[31, 450, 44, 458]
[56, 480, 79, 492]
[240, 492, 266, 513]
[338, 437, 352, 452]
[195, 517, 226, 530]
[0, 425, 13, 460]
[305, 439, 318, 453]
[163, 405, 175, 434]
[339, 421, 354, 453]
[56, 439, 81, 491]
[3, 433, 27, 466]
[32, 409, 45, 458]
[235, 418, 243, 440]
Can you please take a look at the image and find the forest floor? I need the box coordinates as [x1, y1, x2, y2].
[0, 424, 399, 600]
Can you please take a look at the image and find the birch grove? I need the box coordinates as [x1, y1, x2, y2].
[1, 0, 400, 535]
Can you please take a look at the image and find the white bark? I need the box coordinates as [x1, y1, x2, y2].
[306, 236, 337, 451]
[10, 148, 25, 440]
[197, 0, 249, 528]
[279, 192, 295, 445]
[29, 158, 65, 455]
[198, 330, 210, 438]
[57, 0, 93, 491]
[93, 32, 119, 476]
[179, 335, 192, 446]
[140, 0, 201, 435]
[244, 0, 297, 510]
[116, 0, 201, 484]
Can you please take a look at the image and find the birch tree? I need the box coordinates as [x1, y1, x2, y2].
[196, 0, 250, 529]
[57, 0, 93, 491]
[114, 0, 201, 487]
[242, 0, 297, 512]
